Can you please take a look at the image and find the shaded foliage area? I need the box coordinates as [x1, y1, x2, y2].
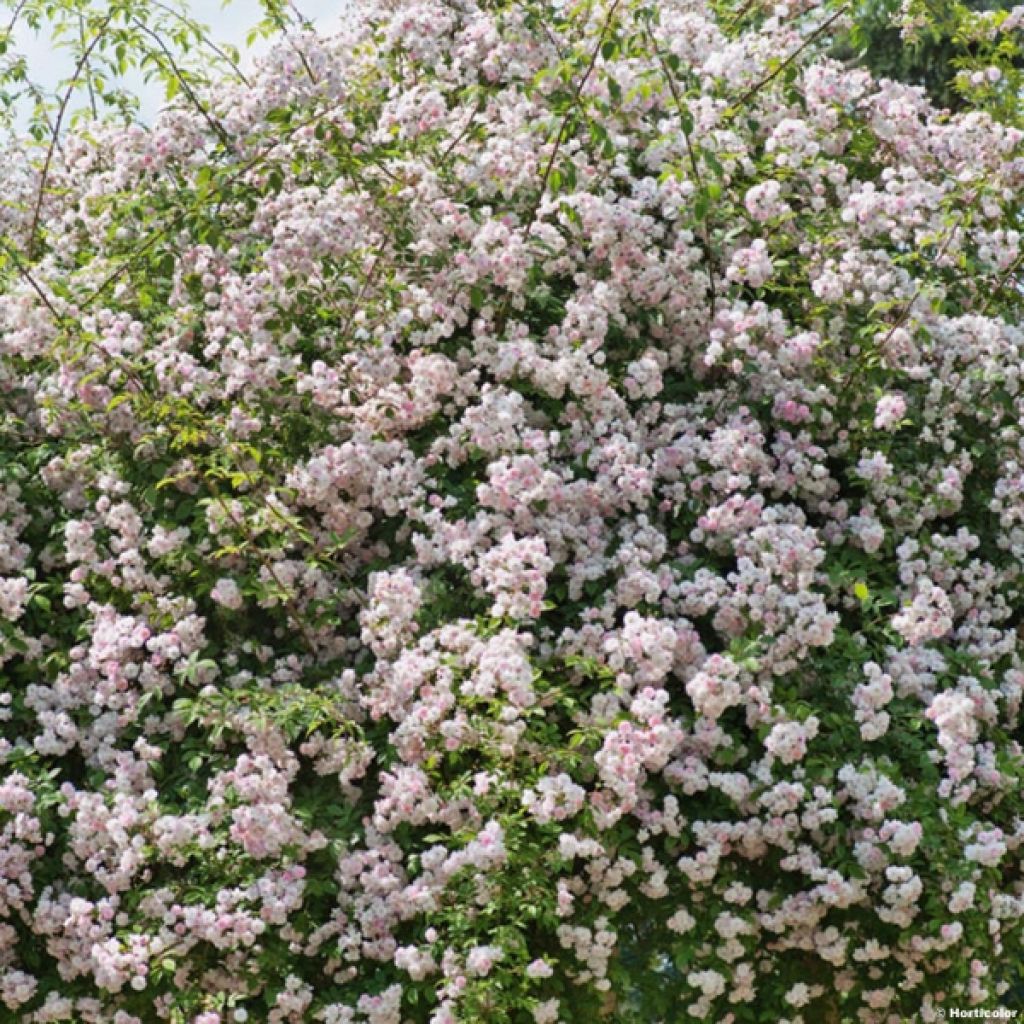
[834, 0, 1018, 109]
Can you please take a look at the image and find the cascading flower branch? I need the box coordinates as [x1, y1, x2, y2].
[2, 0, 1024, 1021]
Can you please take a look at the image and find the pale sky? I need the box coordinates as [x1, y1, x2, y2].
[15, 0, 348, 125]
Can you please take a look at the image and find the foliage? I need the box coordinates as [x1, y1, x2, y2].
[0, 0, 1023, 1022]
[831, 0, 1015, 109]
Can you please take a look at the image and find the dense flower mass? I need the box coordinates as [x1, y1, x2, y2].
[1, 0, 1024, 1021]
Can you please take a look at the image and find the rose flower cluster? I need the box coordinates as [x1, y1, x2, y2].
[1, 0, 1024, 1021]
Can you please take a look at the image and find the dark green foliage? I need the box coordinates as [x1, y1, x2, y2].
[835, 0, 1017, 108]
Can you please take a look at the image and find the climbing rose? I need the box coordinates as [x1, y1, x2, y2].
[0, 0, 1023, 1021]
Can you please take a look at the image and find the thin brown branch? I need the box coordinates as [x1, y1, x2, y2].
[438, 98, 483, 163]
[149, 0, 251, 86]
[0, 236, 61, 317]
[839, 203, 972, 394]
[730, 3, 851, 111]
[646, 26, 718, 320]
[27, 9, 115, 260]
[726, 0, 762, 33]
[205, 473, 320, 656]
[77, 12, 98, 120]
[980, 248, 1024, 316]
[535, 0, 622, 204]
[1, 0, 28, 39]
[495, 0, 622, 334]
[130, 17, 232, 147]
[76, 96, 355, 310]
[0, 236, 149, 392]
[282, 3, 320, 85]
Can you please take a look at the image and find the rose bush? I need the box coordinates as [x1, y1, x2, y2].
[2, 0, 1024, 1021]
